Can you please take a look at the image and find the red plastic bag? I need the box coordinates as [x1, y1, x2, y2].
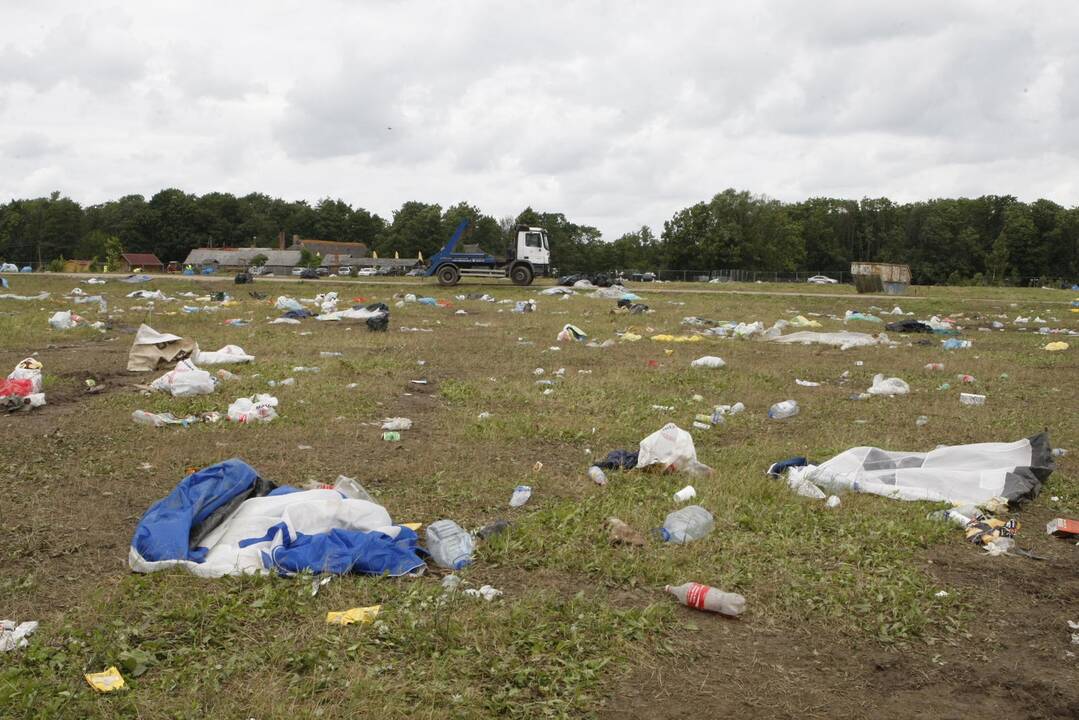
[0, 378, 33, 398]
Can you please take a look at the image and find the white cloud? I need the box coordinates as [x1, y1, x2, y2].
[0, 0, 1076, 236]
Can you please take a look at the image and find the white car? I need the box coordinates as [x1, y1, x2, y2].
[291, 267, 304, 276]
[338, 266, 353, 276]
[356, 267, 377, 277]
[807, 275, 838, 284]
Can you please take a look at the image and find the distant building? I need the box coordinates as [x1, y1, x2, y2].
[183, 248, 301, 275]
[288, 237, 369, 259]
[120, 253, 164, 272]
[62, 259, 94, 273]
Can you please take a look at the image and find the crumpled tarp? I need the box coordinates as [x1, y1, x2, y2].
[129, 459, 426, 577]
[790, 433, 1053, 505]
[768, 331, 890, 350]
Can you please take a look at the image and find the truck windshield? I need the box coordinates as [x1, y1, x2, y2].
[525, 232, 543, 248]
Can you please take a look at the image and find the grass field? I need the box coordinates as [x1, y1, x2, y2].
[1, 273, 1076, 719]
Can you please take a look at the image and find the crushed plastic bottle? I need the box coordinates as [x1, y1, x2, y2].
[425, 520, 474, 570]
[333, 475, 373, 502]
[509, 485, 532, 507]
[768, 400, 799, 419]
[665, 582, 745, 617]
[657, 505, 714, 544]
[588, 466, 607, 485]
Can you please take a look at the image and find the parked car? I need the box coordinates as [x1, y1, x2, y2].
[406, 267, 426, 276]
[299, 268, 318, 279]
[291, 267, 304, 276]
[807, 275, 838, 284]
[248, 266, 269, 276]
[356, 267, 377, 277]
[628, 271, 657, 282]
[316, 267, 329, 276]
[338, 266, 353, 276]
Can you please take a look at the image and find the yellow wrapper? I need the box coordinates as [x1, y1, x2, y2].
[326, 605, 381, 626]
[85, 666, 126, 692]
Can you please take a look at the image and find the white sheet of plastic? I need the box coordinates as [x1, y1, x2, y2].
[540, 287, 574, 295]
[274, 296, 304, 312]
[0, 291, 49, 301]
[195, 345, 255, 365]
[128, 489, 398, 577]
[797, 437, 1039, 504]
[769, 331, 889, 350]
[315, 307, 383, 321]
[150, 360, 216, 397]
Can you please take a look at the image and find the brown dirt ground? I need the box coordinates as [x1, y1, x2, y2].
[2, 316, 1076, 719]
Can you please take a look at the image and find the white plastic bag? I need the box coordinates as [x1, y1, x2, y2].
[690, 356, 725, 369]
[274, 296, 304, 312]
[48, 311, 80, 330]
[227, 394, 279, 423]
[866, 373, 910, 396]
[7, 358, 43, 394]
[150, 360, 216, 397]
[637, 423, 700, 472]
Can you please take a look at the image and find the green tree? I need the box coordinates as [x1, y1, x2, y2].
[250, 253, 268, 268]
[103, 235, 123, 271]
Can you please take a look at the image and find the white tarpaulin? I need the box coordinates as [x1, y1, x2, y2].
[791, 433, 1053, 505]
[195, 345, 255, 365]
[768, 331, 891, 350]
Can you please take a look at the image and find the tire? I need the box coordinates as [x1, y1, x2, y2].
[437, 264, 460, 286]
[510, 264, 533, 286]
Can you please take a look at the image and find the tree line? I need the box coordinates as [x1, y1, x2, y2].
[0, 188, 1075, 283]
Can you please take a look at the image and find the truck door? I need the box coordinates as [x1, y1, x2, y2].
[519, 231, 548, 265]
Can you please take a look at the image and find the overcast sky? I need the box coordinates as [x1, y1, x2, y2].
[1, 1, 1076, 237]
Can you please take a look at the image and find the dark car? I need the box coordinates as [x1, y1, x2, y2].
[234, 272, 253, 284]
[316, 267, 329, 276]
[299, 268, 318, 279]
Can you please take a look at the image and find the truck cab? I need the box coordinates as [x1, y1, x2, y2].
[425, 220, 551, 286]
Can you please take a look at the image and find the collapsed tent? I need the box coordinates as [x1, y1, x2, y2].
[127, 324, 198, 372]
[789, 433, 1054, 505]
[129, 459, 426, 578]
[768, 330, 891, 350]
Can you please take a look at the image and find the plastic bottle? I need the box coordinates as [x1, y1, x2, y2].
[657, 505, 714, 543]
[588, 466, 607, 485]
[132, 410, 165, 427]
[768, 400, 799, 419]
[333, 475, 373, 502]
[425, 520, 474, 570]
[509, 485, 532, 507]
[673, 485, 696, 502]
[665, 582, 745, 617]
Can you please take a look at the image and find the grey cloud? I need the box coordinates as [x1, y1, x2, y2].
[0, 131, 67, 159]
[0, 14, 147, 93]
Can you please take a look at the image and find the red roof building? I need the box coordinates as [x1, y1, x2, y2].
[120, 253, 164, 272]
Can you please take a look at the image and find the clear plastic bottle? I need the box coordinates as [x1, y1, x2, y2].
[425, 520, 474, 570]
[509, 485, 532, 507]
[665, 582, 745, 616]
[132, 410, 166, 427]
[657, 505, 714, 543]
[588, 466, 607, 485]
[768, 400, 799, 419]
[333, 475, 373, 502]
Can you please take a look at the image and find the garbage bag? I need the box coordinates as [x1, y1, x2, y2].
[227, 394, 279, 423]
[274, 296, 304, 312]
[48, 311, 80, 330]
[150, 360, 216, 397]
[637, 423, 701, 472]
[866, 373, 910, 396]
[690, 356, 726, 368]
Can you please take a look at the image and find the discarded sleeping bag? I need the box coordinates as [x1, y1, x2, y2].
[127, 324, 198, 372]
[282, 309, 314, 320]
[593, 449, 639, 471]
[884, 319, 933, 333]
[129, 459, 426, 577]
[792, 433, 1053, 505]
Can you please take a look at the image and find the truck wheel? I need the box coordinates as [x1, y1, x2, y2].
[437, 265, 460, 286]
[510, 264, 533, 286]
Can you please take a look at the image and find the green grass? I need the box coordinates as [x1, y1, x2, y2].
[0, 272, 1075, 718]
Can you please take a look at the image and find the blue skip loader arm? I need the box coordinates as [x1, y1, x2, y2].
[423, 219, 499, 276]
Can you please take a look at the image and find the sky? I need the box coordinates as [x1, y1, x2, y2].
[1, 0, 1077, 238]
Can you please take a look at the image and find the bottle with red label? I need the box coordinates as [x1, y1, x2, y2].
[665, 582, 746, 616]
